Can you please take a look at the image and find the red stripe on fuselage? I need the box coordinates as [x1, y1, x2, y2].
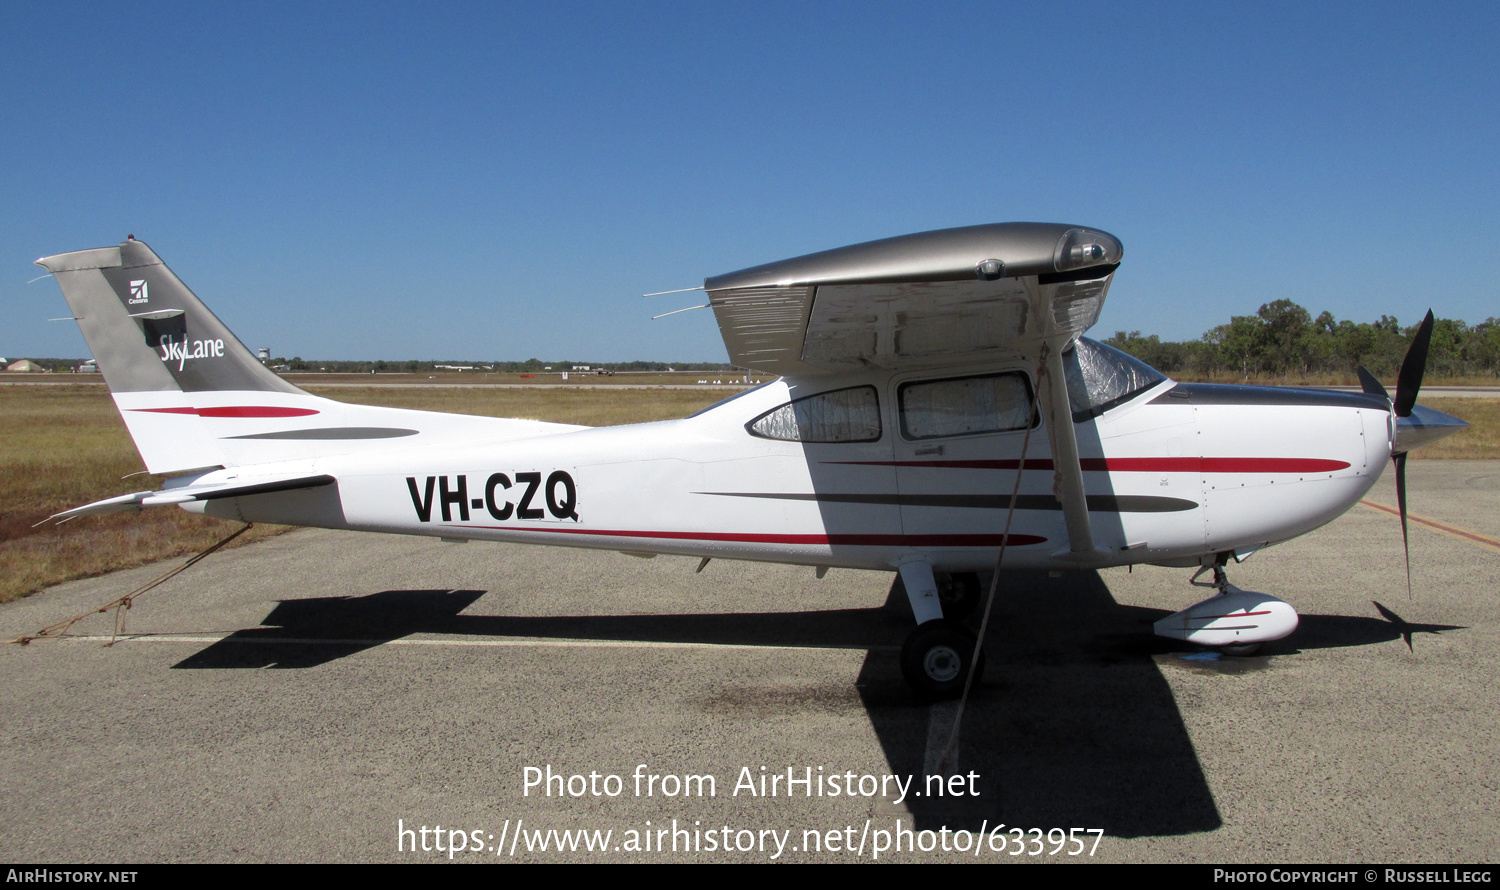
[829, 457, 1349, 473]
[455, 526, 1047, 547]
[130, 406, 320, 418]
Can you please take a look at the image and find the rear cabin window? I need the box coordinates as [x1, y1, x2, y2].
[747, 386, 881, 443]
[898, 372, 1033, 440]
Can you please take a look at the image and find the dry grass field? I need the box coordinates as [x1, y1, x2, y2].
[1, 382, 1492, 604]
[1174, 371, 1500, 387]
[285, 371, 768, 387]
[1410, 397, 1498, 459]
[308, 384, 729, 426]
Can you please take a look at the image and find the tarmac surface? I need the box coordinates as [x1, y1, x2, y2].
[2, 461, 1496, 863]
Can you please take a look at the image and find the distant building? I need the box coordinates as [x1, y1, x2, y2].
[6, 360, 44, 372]
[76, 360, 99, 373]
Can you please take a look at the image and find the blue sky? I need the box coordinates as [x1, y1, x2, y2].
[4, 2, 1496, 362]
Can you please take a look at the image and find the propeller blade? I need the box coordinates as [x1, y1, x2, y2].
[1394, 310, 1435, 418]
[1356, 366, 1388, 399]
[1362, 364, 1392, 399]
[1394, 451, 1411, 599]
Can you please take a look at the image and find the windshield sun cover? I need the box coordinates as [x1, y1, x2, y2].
[1063, 337, 1166, 421]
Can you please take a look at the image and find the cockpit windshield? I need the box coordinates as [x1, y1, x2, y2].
[1062, 337, 1166, 421]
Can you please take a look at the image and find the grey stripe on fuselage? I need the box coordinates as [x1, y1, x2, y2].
[1152, 382, 1389, 410]
[223, 427, 419, 440]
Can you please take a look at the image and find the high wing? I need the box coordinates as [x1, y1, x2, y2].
[704, 222, 1123, 377]
[706, 222, 1124, 557]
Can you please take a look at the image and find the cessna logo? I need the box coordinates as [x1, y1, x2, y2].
[158, 334, 226, 371]
[128, 279, 149, 305]
[407, 472, 579, 523]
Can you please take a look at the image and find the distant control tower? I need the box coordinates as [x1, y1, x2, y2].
[257, 347, 270, 363]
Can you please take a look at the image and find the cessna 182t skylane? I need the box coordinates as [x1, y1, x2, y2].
[37, 223, 1467, 697]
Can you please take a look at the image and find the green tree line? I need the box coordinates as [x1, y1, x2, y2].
[1104, 300, 1500, 379]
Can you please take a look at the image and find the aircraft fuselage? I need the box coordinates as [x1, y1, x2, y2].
[190, 371, 1394, 574]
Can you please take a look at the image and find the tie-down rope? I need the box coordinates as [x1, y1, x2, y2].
[10, 522, 254, 647]
[936, 345, 1051, 774]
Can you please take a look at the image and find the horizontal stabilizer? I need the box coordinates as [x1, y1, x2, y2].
[44, 473, 336, 523]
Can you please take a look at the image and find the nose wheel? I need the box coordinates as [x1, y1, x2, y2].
[1153, 563, 1299, 653]
[1217, 642, 1262, 656]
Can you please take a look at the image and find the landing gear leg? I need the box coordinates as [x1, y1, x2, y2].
[897, 562, 984, 699]
[1205, 566, 1261, 656]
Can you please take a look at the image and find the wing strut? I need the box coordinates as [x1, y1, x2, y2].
[1039, 341, 1094, 553]
[1028, 276, 1096, 556]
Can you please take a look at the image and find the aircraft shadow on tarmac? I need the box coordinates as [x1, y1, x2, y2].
[170, 571, 1462, 837]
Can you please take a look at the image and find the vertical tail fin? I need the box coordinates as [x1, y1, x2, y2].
[37, 238, 587, 477]
[37, 238, 300, 396]
[36, 237, 302, 473]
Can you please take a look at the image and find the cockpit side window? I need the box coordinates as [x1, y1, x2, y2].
[746, 385, 881, 443]
[898, 372, 1034, 440]
[1063, 337, 1166, 421]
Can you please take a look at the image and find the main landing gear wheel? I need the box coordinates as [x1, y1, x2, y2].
[900, 619, 984, 700]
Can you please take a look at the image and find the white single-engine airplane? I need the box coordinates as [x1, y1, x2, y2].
[36, 223, 1468, 697]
